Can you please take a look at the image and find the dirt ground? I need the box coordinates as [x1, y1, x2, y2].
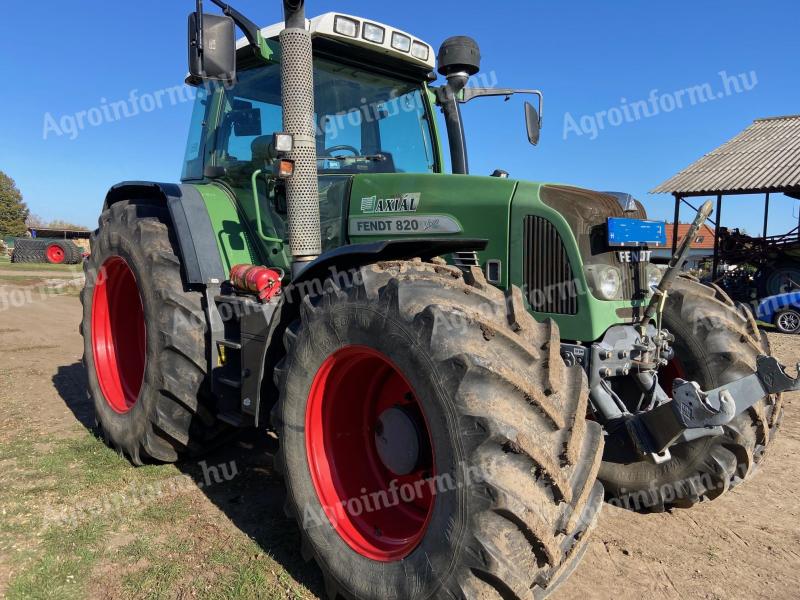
[1, 269, 798, 599]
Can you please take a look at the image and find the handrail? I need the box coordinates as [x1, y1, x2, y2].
[250, 169, 284, 245]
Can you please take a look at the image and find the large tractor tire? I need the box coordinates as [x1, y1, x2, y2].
[66, 240, 83, 264]
[273, 260, 604, 600]
[600, 276, 783, 512]
[80, 200, 231, 465]
[10, 238, 47, 263]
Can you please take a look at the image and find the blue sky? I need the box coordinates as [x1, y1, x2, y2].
[1, 0, 797, 232]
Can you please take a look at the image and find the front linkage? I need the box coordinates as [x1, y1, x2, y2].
[628, 354, 799, 457]
[566, 316, 795, 464]
[575, 200, 795, 463]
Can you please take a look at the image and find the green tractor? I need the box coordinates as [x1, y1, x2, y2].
[81, 1, 789, 597]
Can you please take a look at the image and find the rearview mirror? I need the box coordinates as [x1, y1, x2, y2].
[525, 101, 541, 146]
[188, 12, 236, 85]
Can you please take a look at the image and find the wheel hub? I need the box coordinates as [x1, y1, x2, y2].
[374, 407, 421, 476]
[778, 311, 799, 332]
[46, 244, 65, 264]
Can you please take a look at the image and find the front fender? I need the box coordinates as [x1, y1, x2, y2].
[103, 181, 226, 285]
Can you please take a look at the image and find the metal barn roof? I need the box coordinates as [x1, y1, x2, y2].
[652, 115, 800, 196]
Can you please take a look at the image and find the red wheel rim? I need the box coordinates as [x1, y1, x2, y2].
[660, 356, 688, 398]
[91, 257, 146, 413]
[306, 346, 436, 562]
[46, 244, 65, 264]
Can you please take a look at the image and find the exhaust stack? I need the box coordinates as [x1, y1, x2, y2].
[280, 0, 321, 275]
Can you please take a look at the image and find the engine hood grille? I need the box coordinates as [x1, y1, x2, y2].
[540, 185, 650, 301]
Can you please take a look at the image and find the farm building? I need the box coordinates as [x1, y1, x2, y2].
[652, 223, 716, 270]
[24, 226, 91, 252]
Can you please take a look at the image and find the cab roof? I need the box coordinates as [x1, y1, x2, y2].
[235, 12, 436, 71]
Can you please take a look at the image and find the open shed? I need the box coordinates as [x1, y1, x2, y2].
[651, 114, 800, 281]
[27, 226, 91, 250]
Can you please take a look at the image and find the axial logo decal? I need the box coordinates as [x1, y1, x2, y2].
[361, 193, 421, 214]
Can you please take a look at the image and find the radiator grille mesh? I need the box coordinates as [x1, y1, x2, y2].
[523, 216, 578, 315]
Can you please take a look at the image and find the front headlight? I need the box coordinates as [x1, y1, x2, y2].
[646, 265, 663, 291]
[585, 265, 622, 300]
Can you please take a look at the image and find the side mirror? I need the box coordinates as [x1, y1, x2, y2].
[188, 12, 236, 85]
[525, 101, 541, 146]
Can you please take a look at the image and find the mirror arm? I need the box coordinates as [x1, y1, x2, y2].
[461, 87, 543, 128]
[207, 0, 261, 48]
[195, 0, 205, 55]
[461, 88, 528, 102]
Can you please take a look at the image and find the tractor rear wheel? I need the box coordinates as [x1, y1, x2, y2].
[599, 276, 782, 511]
[49, 239, 83, 264]
[80, 199, 231, 464]
[273, 260, 604, 599]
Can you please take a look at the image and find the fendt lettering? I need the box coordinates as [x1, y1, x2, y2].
[617, 249, 653, 263]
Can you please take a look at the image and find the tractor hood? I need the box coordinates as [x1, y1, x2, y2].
[348, 173, 517, 285]
[344, 173, 653, 342]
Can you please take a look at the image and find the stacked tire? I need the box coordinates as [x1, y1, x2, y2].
[11, 238, 82, 264]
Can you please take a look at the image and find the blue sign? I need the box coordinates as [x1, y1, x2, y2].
[607, 218, 666, 247]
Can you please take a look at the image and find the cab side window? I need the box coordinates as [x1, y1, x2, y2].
[216, 97, 282, 165]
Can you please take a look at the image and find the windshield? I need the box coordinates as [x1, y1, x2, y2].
[210, 57, 437, 175]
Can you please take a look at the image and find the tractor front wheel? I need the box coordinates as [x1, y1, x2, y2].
[274, 260, 605, 599]
[599, 276, 783, 511]
[80, 200, 230, 464]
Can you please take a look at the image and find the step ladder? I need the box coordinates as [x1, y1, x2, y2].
[204, 284, 280, 428]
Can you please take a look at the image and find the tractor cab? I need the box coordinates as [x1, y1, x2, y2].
[182, 13, 444, 266]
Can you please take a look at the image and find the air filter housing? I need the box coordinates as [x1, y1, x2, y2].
[437, 36, 481, 77]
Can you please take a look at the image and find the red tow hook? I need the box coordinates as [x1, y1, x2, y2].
[229, 264, 283, 302]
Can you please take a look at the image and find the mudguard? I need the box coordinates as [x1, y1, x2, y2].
[104, 181, 226, 285]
